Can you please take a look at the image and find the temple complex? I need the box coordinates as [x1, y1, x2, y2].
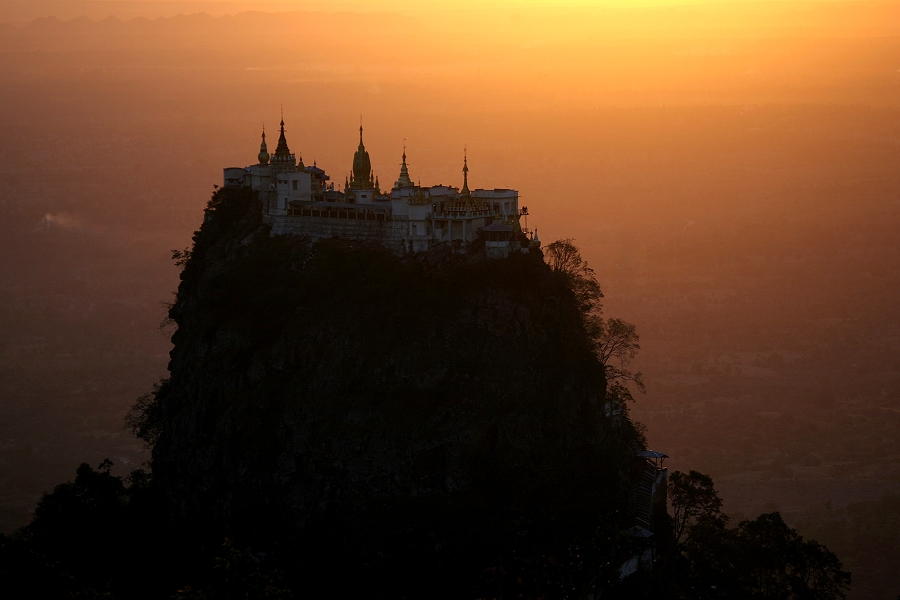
[223, 117, 538, 257]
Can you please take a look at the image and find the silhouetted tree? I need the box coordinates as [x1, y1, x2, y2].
[733, 513, 851, 599]
[670, 470, 725, 545]
[545, 239, 644, 405]
[652, 470, 851, 600]
[0, 460, 178, 600]
[127, 378, 167, 446]
[172, 247, 192, 268]
[593, 317, 645, 404]
[544, 238, 603, 315]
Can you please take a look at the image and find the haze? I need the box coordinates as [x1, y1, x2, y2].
[0, 0, 898, 597]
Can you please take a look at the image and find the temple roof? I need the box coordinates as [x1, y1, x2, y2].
[257, 128, 269, 165]
[394, 146, 413, 188]
[350, 125, 374, 190]
[461, 152, 470, 195]
[273, 119, 291, 158]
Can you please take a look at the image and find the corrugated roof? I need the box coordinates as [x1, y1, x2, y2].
[481, 222, 513, 232]
[636, 450, 669, 459]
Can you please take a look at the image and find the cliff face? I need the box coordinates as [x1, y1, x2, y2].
[146, 187, 645, 594]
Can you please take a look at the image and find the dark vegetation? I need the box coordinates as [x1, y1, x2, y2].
[0, 462, 853, 599]
[0, 460, 289, 600]
[621, 470, 852, 600]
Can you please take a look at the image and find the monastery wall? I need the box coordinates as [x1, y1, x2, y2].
[268, 214, 410, 253]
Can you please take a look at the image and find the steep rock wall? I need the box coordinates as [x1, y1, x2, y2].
[147, 187, 645, 595]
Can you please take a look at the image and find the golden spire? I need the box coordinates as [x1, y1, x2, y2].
[461, 147, 470, 195]
[350, 118, 374, 190]
[274, 116, 290, 157]
[257, 126, 269, 165]
[394, 139, 413, 188]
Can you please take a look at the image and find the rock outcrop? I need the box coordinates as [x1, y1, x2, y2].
[143, 187, 645, 596]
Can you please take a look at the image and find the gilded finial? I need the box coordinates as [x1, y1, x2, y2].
[258, 126, 270, 165]
[394, 140, 413, 188]
[461, 146, 470, 195]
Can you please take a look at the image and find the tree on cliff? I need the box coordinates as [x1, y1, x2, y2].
[649, 470, 852, 600]
[127, 378, 167, 447]
[545, 239, 644, 405]
[594, 317, 644, 405]
[545, 237, 603, 315]
[670, 469, 725, 545]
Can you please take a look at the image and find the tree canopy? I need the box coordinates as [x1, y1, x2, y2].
[670, 469, 725, 545]
[545, 239, 644, 405]
[628, 469, 852, 600]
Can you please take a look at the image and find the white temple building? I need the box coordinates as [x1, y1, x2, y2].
[223, 118, 537, 257]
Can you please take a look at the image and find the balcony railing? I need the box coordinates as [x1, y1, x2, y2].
[287, 208, 393, 221]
